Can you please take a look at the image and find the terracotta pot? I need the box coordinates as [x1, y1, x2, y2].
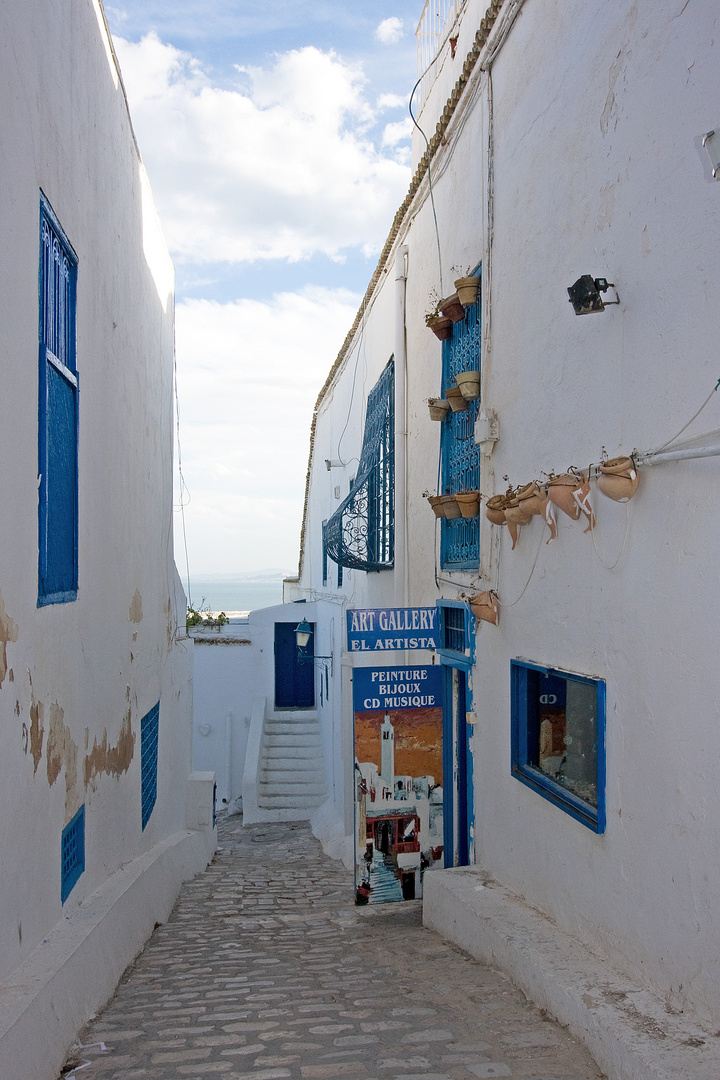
[504, 496, 533, 526]
[426, 495, 446, 518]
[426, 315, 453, 341]
[440, 293, 466, 323]
[455, 370, 480, 401]
[547, 474, 582, 520]
[454, 276, 480, 307]
[597, 456, 640, 502]
[572, 475, 595, 532]
[455, 491, 480, 518]
[485, 494, 508, 525]
[515, 481, 546, 517]
[470, 591, 499, 626]
[441, 495, 462, 520]
[445, 386, 468, 412]
[428, 397, 451, 421]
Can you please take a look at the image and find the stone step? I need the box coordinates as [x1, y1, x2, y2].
[263, 748, 320, 762]
[257, 793, 326, 808]
[261, 768, 326, 784]
[264, 722, 319, 736]
[259, 782, 327, 798]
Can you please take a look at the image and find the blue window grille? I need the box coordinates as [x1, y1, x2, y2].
[141, 702, 160, 830]
[436, 600, 475, 670]
[325, 359, 394, 571]
[440, 274, 481, 570]
[322, 521, 328, 585]
[38, 195, 79, 606]
[511, 660, 606, 833]
[61, 804, 85, 904]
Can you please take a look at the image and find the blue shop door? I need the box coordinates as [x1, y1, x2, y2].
[442, 665, 474, 867]
[274, 622, 315, 709]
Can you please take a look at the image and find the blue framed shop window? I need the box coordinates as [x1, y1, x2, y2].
[61, 804, 85, 903]
[38, 195, 79, 606]
[440, 270, 480, 570]
[511, 660, 606, 833]
[325, 359, 394, 571]
[141, 702, 160, 829]
[435, 600, 475, 670]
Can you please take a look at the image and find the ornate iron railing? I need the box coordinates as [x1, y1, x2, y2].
[325, 360, 394, 572]
[415, 0, 465, 113]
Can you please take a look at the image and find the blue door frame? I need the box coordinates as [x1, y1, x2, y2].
[442, 664, 474, 867]
[274, 622, 315, 709]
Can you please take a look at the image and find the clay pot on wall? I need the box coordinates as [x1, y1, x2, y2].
[515, 481, 557, 543]
[504, 496, 534, 526]
[547, 474, 582, 520]
[428, 397, 451, 421]
[426, 315, 453, 341]
[597, 456, 640, 502]
[455, 370, 480, 400]
[445, 386, 468, 412]
[426, 495, 446, 518]
[470, 591, 499, 626]
[442, 495, 462, 520]
[454, 276, 480, 307]
[440, 293, 466, 323]
[455, 491, 480, 518]
[485, 494, 508, 525]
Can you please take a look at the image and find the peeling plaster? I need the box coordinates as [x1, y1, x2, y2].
[29, 696, 44, 774]
[46, 702, 80, 819]
[129, 589, 143, 623]
[0, 593, 19, 689]
[83, 709, 135, 789]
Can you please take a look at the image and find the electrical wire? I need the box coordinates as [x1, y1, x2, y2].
[336, 296, 367, 465]
[495, 520, 545, 608]
[589, 497, 631, 571]
[409, 54, 445, 296]
[650, 377, 720, 455]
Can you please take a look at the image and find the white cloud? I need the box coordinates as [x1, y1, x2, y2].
[174, 287, 361, 572]
[375, 17, 404, 46]
[113, 34, 411, 264]
[377, 92, 407, 110]
[382, 117, 413, 147]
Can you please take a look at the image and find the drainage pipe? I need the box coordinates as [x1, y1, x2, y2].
[634, 443, 720, 467]
[394, 244, 409, 610]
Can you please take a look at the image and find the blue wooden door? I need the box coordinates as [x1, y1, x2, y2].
[442, 665, 473, 866]
[274, 622, 315, 709]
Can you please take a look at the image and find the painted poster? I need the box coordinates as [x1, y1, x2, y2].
[353, 665, 444, 905]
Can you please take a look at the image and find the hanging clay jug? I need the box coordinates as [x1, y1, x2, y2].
[427, 495, 446, 518]
[455, 370, 480, 400]
[454, 275, 480, 307]
[572, 475, 595, 532]
[597, 456, 640, 502]
[470, 591, 499, 626]
[547, 474, 582, 520]
[427, 315, 453, 341]
[504, 497, 534, 526]
[445, 386, 468, 412]
[440, 292, 466, 323]
[485, 494, 508, 525]
[455, 491, 480, 518]
[441, 495, 462, 520]
[516, 482, 557, 543]
[428, 397, 451, 421]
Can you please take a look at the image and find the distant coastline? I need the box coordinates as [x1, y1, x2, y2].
[185, 570, 288, 613]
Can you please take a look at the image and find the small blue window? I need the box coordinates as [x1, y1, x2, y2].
[141, 703, 160, 829]
[61, 804, 85, 903]
[436, 600, 475, 670]
[511, 660, 606, 833]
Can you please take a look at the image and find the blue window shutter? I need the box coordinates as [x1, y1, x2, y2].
[38, 196, 78, 606]
[141, 703, 160, 829]
[61, 804, 85, 903]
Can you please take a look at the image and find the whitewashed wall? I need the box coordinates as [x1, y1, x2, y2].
[0, 2, 213, 1077]
[293, 0, 720, 1034]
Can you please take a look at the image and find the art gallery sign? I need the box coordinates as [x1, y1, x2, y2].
[346, 607, 438, 652]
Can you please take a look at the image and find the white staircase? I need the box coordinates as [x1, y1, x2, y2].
[243, 699, 328, 824]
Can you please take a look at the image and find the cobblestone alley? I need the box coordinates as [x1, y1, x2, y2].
[59, 816, 604, 1080]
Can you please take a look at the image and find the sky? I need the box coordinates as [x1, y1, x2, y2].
[103, 0, 425, 578]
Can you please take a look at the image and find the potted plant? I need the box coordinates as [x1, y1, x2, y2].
[426, 313, 453, 340]
[455, 491, 480, 518]
[425, 494, 447, 518]
[445, 386, 468, 412]
[597, 455, 640, 502]
[485, 493, 509, 525]
[440, 292, 466, 323]
[441, 494, 462, 519]
[455, 370, 480, 400]
[453, 269, 480, 307]
[427, 397, 451, 421]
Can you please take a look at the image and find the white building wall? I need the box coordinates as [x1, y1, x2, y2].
[0, 2, 213, 1076]
[292, 0, 720, 1036]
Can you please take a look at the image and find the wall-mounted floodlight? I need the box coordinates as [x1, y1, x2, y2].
[567, 275, 620, 315]
[295, 619, 333, 674]
[702, 130, 720, 179]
